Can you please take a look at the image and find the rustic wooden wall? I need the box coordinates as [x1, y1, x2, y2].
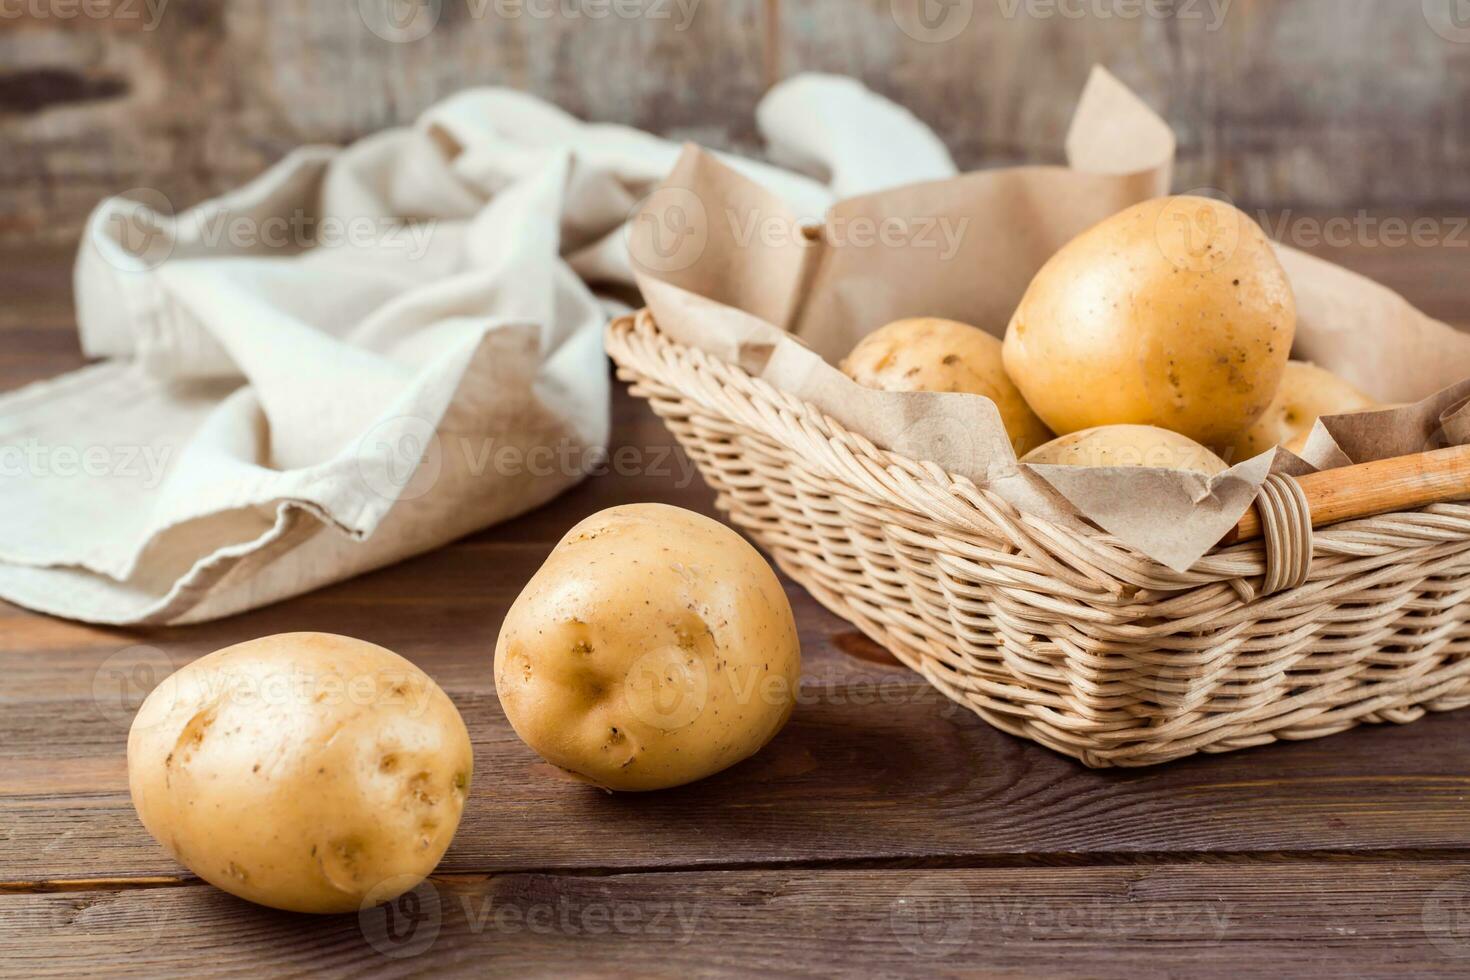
[2, 0, 1468, 246]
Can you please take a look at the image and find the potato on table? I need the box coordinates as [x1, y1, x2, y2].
[128, 632, 472, 914]
[495, 503, 801, 792]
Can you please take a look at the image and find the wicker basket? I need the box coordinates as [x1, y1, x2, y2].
[606, 309, 1470, 767]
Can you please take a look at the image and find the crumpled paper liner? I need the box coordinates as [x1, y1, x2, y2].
[630, 67, 1470, 573]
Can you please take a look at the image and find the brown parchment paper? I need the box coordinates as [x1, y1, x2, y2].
[629, 67, 1470, 572]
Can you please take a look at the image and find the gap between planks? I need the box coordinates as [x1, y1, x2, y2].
[10, 847, 1470, 896]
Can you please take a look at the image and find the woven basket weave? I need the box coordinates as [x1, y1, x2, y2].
[607, 309, 1470, 767]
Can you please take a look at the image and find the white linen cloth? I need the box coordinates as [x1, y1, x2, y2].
[0, 76, 955, 624]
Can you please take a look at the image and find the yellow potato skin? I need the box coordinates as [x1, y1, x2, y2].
[495, 503, 801, 792]
[1023, 424, 1229, 476]
[1003, 196, 1295, 447]
[1228, 360, 1375, 460]
[841, 317, 1053, 455]
[127, 633, 472, 914]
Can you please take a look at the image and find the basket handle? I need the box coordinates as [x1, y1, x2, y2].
[1220, 444, 1470, 546]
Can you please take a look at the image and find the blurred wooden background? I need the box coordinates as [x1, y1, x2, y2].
[2, 0, 1469, 246]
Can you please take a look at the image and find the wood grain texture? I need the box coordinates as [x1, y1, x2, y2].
[4, 233, 1470, 972]
[8, 863, 1470, 977]
[0, 0, 771, 245]
[4, 1, 1470, 247]
[4, 237, 1470, 883]
[10, 670, 1470, 883]
[1228, 445, 1470, 544]
[787, 0, 1470, 207]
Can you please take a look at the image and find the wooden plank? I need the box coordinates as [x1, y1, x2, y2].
[0, 0, 771, 245]
[5, 4, 1470, 245]
[783, 1, 1470, 212]
[8, 668, 1470, 882]
[6, 862, 1470, 977]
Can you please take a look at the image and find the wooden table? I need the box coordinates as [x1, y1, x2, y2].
[6, 236, 1470, 977]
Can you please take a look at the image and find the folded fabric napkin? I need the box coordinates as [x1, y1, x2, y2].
[0, 75, 955, 624]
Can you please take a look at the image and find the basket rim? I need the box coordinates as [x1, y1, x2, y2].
[605, 308, 1470, 595]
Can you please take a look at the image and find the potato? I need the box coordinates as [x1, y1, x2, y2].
[128, 632, 472, 914]
[1023, 424, 1229, 476]
[495, 503, 800, 792]
[840, 317, 1053, 455]
[1003, 195, 1295, 447]
[1228, 360, 1376, 460]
